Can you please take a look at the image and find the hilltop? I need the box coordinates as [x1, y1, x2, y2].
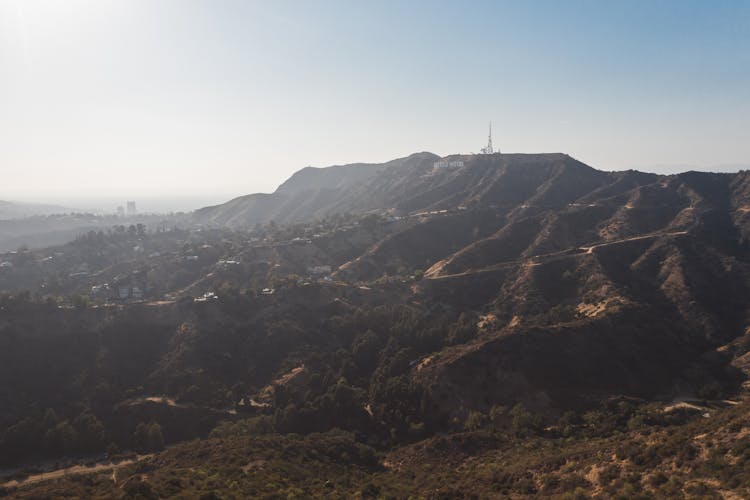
[193, 152, 439, 227]
[193, 152, 606, 227]
[0, 201, 72, 220]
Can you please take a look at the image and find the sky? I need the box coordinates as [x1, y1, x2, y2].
[1, 0, 749, 207]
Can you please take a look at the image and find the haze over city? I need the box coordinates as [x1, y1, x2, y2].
[6, 1, 750, 497]
[1, 0, 749, 208]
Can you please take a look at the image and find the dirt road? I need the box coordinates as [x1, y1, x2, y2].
[1, 455, 151, 489]
[426, 230, 689, 280]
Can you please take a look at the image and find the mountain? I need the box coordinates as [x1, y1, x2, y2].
[4, 151, 750, 497]
[195, 152, 750, 413]
[193, 152, 439, 227]
[11, 398, 750, 498]
[633, 163, 750, 175]
[194, 151, 698, 227]
[196, 152, 611, 227]
[0, 200, 72, 220]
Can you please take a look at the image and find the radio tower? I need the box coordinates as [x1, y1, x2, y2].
[481, 122, 495, 154]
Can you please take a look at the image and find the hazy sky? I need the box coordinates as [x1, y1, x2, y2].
[1, 0, 749, 202]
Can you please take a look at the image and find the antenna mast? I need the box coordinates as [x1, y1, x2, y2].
[481, 121, 495, 154]
[487, 122, 493, 154]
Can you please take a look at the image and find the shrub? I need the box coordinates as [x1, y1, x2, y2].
[465, 411, 487, 431]
[510, 404, 542, 437]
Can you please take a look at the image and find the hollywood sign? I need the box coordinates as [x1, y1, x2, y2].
[434, 160, 465, 169]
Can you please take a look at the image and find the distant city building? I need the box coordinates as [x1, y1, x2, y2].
[126, 201, 137, 215]
[116, 206, 125, 217]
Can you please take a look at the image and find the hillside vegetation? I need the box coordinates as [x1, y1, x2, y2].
[3, 152, 750, 497]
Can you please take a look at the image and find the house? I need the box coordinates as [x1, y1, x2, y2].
[308, 265, 332, 275]
[217, 260, 240, 270]
[91, 284, 110, 297]
[194, 291, 218, 302]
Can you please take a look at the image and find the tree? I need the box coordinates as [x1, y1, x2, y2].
[489, 404, 508, 431]
[72, 294, 89, 310]
[134, 421, 164, 452]
[448, 312, 476, 344]
[360, 213, 381, 231]
[465, 410, 487, 431]
[360, 482, 381, 498]
[123, 479, 157, 499]
[133, 422, 149, 452]
[352, 330, 381, 373]
[106, 442, 120, 457]
[47, 421, 79, 454]
[146, 422, 165, 451]
[42, 408, 59, 429]
[73, 412, 106, 452]
[510, 403, 542, 437]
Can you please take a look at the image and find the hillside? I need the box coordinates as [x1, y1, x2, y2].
[194, 152, 612, 227]
[193, 152, 439, 227]
[0, 201, 72, 220]
[9, 398, 750, 498]
[3, 152, 750, 496]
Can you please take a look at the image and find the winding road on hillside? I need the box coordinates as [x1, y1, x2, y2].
[1, 455, 152, 490]
[425, 230, 689, 280]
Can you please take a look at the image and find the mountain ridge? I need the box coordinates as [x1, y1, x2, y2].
[5, 151, 750, 498]
[197, 152, 750, 230]
[194, 152, 613, 227]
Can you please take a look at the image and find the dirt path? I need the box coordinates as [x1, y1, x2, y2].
[579, 231, 687, 254]
[124, 395, 237, 415]
[427, 230, 688, 280]
[128, 395, 180, 407]
[175, 271, 216, 296]
[143, 300, 176, 306]
[1, 455, 151, 489]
